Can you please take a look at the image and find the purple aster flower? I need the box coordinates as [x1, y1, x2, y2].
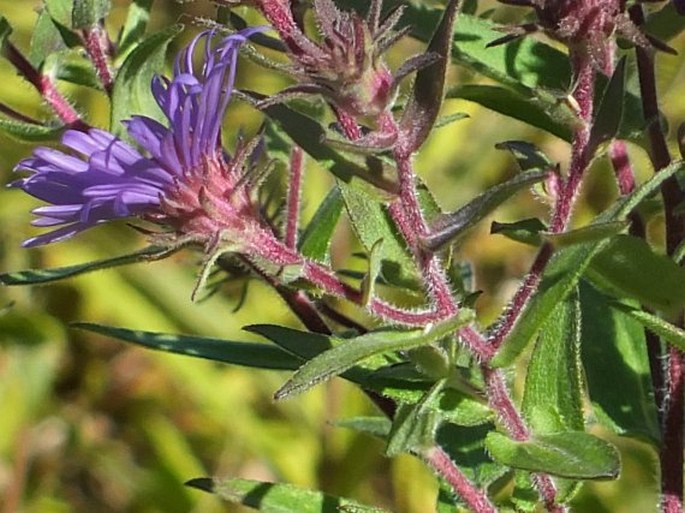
[11, 27, 265, 248]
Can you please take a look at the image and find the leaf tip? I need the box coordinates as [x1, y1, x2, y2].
[185, 477, 215, 493]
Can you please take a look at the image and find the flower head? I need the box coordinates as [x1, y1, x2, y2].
[12, 28, 266, 248]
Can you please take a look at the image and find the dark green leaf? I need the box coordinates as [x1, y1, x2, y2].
[274, 311, 473, 399]
[543, 221, 628, 248]
[337, 178, 418, 282]
[587, 235, 685, 313]
[490, 218, 546, 246]
[495, 140, 554, 172]
[29, 9, 65, 66]
[423, 170, 548, 251]
[54, 57, 101, 89]
[187, 477, 389, 513]
[0, 245, 174, 286]
[522, 292, 583, 434]
[643, 2, 685, 43]
[117, 0, 153, 58]
[73, 323, 302, 370]
[448, 85, 572, 141]
[436, 423, 507, 489]
[399, 0, 460, 153]
[0, 118, 63, 142]
[298, 187, 343, 263]
[335, 416, 392, 439]
[589, 57, 627, 148]
[491, 160, 685, 366]
[485, 431, 620, 480]
[72, 0, 111, 28]
[611, 302, 685, 354]
[386, 381, 444, 456]
[0, 15, 11, 45]
[110, 24, 183, 136]
[580, 282, 659, 443]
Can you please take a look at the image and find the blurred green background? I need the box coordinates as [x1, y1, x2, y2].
[1, 1, 684, 512]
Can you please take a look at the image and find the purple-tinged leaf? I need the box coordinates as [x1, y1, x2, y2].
[398, 0, 461, 154]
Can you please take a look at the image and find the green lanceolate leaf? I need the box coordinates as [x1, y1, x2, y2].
[0, 15, 11, 45]
[72, 0, 111, 28]
[361, 239, 384, 305]
[0, 118, 63, 142]
[335, 416, 392, 439]
[589, 57, 627, 148]
[485, 431, 620, 480]
[117, 0, 153, 59]
[448, 85, 572, 141]
[298, 188, 343, 264]
[337, 178, 418, 282]
[522, 291, 583, 434]
[73, 323, 302, 370]
[580, 282, 659, 443]
[611, 302, 685, 354]
[386, 380, 444, 457]
[587, 234, 685, 313]
[274, 310, 474, 400]
[422, 170, 549, 251]
[110, 24, 183, 136]
[399, 0, 460, 153]
[491, 160, 685, 367]
[543, 221, 629, 248]
[491, 218, 546, 246]
[187, 477, 389, 513]
[495, 140, 555, 172]
[0, 245, 175, 286]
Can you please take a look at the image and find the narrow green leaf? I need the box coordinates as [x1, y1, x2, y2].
[44, 0, 73, 28]
[423, 170, 548, 251]
[72, 0, 111, 28]
[0, 118, 63, 142]
[485, 431, 620, 480]
[110, 24, 183, 136]
[73, 323, 302, 370]
[495, 140, 554, 172]
[187, 477, 389, 513]
[491, 160, 685, 366]
[436, 423, 507, 489]
[643, 2, 685, 43]
[245, 324, 332, 361]
[54, 57, 102, 88]
[335, 416, 392, 439]
[361, 239, 383, 306]
[543, 221, 628, 248]
[448, 85, 572, 141]
[611, 302, 685, 353]
[589, 57, 627, 148]
[337, 178, 418, 282]
[580, 282, 660, 443]
[386, 381, 444, 457]
[587, 234, 685, 313]
[522, 292, 583, 434]
[274, 310, 474, 400]
[0, 245, 174, 286]
[490, 218, 546, 246]
[298, 187, 343, 263]
[399, 0, 460, 152]
[0, 15, 11, 45]
[29, 9, 64, 66]
[117, 0, 153, 59]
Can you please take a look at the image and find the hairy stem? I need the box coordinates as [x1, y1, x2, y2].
[424, 446, 498, 513]
[82, 24, 114, 95]
[487, 51, 597, 356]
[285, 146, 304, 249]
[630, 6, 685, 512]
[1, 41, 87, 129]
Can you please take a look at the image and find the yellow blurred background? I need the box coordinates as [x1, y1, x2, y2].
[1, 1, 684, 512]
